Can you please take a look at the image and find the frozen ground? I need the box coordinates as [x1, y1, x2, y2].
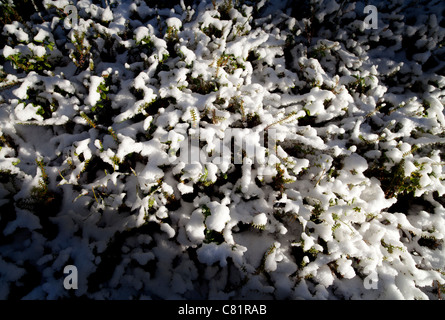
[0, 0, 444, 299]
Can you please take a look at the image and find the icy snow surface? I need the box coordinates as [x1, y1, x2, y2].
[0, 0, 445, 299]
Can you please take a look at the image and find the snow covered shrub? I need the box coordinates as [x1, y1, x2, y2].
[0, 0, 444, 299]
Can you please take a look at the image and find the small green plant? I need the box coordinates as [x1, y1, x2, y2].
[0, 2, 22, 27]
[108, 127, 119, 143]
[271, 164, 295, 194]
[138, 96, 176, 115]
[0, 0, 36, 28]
[81, 157, 91, 172]
[35, 158, 49, 186]
[418, 235, 442, 250]
[204, 228, 224, 244]
[214, 0, 238, 20]
[80, 112, 97, 128]
[331, 221, 341, 233]
[310, 202, 324, 224]
[92, 77, 111, 113]
[309, 43, 330, 59]
[165, 26, 179, 43]
[227, 96, 245, 121]
[189, 108, 199, 127]
[129, 36, 154, 65]
[251, 220, 266, 231]
[165, 25, 179, 57]
[187, 74, 219, 94]
[17, 158, 60, 215]
[216, 53, 244, 76]
[255, 243, 278, 274]
[200, 105, 225, 125]
[70, 31, 92, 71]
[246, 113, 261, 128]
[202, 24, 223, 38]
[6, 49, 54, 74]
[202, 204, 211, 217]
[347, 75, 371, 95]
[436, 280, 445, 300]
[381, 239, 404, 254]
[90, 185, 112, 206]
[198, 167, 213, 187]
[136, 36, 154, 48]
[368, 159, 424, 198]
[17, 84, 58, 119]
[110, 155, 121, 169]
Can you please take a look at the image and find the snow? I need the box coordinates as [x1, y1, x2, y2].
[165, 17, 182, 30]
[4, 22, 29, 42]
[84, 75, 103, 107]
[252, 213, 267, 228]
[102, 6, 113, 22]
[134, 26, 151, 44]
[0, 0, 444, 300]
[186, 209, 206, 243]
[205, 201, 230, 232]
[2, 45, 17, 58]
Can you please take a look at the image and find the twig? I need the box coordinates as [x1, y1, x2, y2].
[31, 0, 46, 22]
[315, 168, 326, 186]
[264, 111, 297, 131]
